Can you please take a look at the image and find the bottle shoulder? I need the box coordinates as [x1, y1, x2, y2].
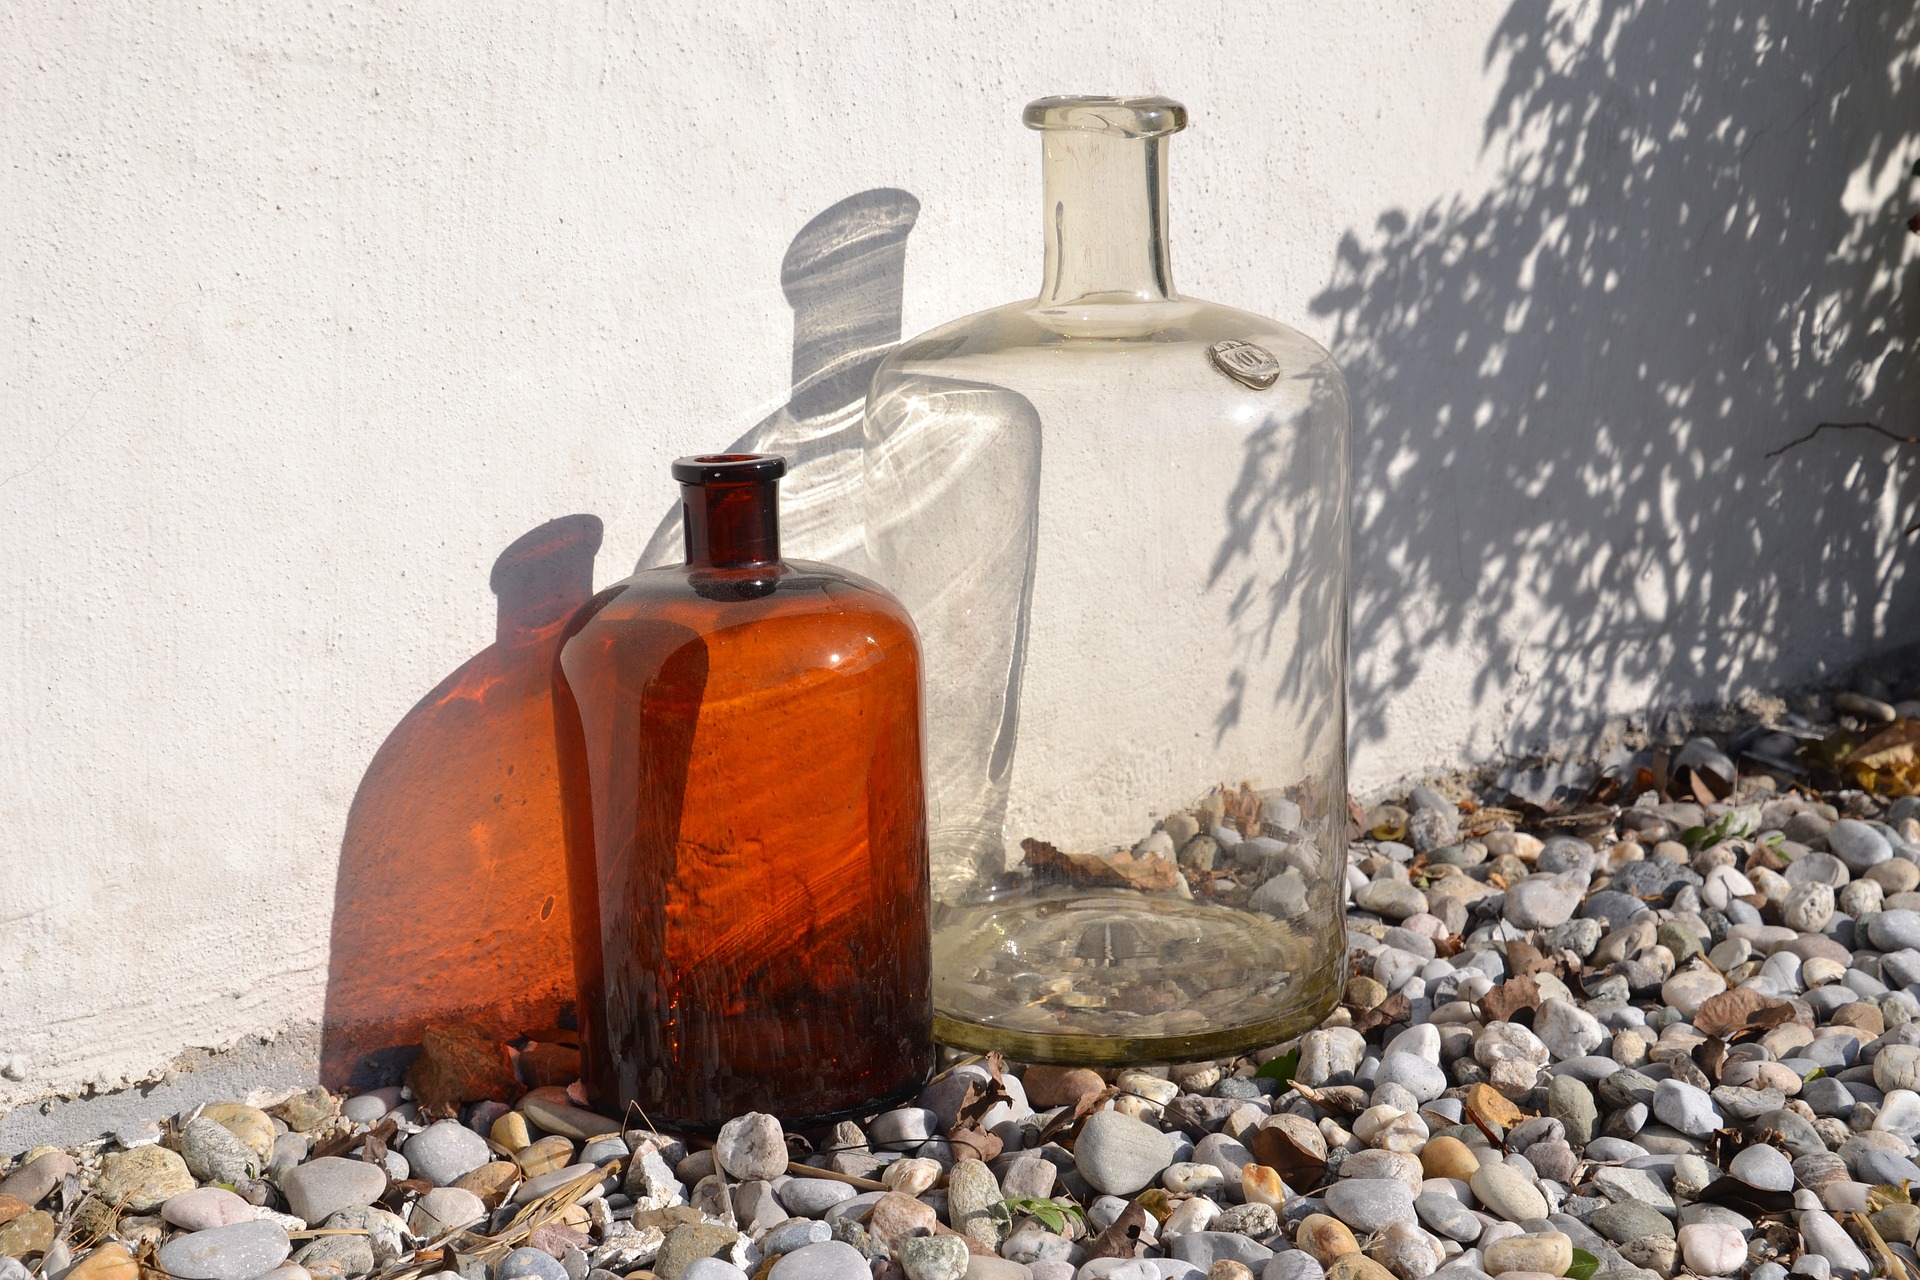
[568, 559, 919, 644]
[876, 292, 1342, 380]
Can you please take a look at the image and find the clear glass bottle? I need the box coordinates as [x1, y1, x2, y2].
[863, 96, 1351, 1063]
[555, 454, 933, 1127]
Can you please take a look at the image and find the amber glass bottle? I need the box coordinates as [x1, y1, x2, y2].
[555, 454, 932, 1128]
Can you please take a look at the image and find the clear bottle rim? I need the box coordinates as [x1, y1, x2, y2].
[1023, 96, 1188, 138]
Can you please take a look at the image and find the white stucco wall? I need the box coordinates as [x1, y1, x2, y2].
[3, 1, 1915, 1106]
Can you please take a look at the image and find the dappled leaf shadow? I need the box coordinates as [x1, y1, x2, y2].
[1314, 0, 1920, 768]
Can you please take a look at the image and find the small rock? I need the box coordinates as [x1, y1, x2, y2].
[279, 1157, 389, 1226]
[97, 1146, 195, 1213]
[406, 1119, 493, 1186]
[158, 1220, 292, 1280]
[1482, 1231, 1571, 1277]
[769, 1241, 874, 1280]
[162, 1187, 257, 1231]
[1469, 1164, 1547, 1223]
[901, 1238, 972, 1280]
[411, 1186, 488, 1237]
[716, 1113, 788, 1182]
[1678, 1223, 1745, 1276]
[1076, 1111, 1174, 1196]
[500, 1247, 571, 1280]
[1728, 1144, 1794, 1192]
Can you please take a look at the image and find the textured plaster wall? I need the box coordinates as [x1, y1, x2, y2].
[3, 1, 1915, 1107]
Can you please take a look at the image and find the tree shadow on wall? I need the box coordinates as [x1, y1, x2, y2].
[322, 189, 921, 1088]
[1311, 0, 1919, 767]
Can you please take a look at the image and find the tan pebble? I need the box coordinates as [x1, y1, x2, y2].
[1020, 1065, 1105, 1108]
[64, 1244, 141, 1280]
[200, 1103, 277, 1165]
[1324, 1254, 1397, 1280]
[882, 1158, 941, 1196]
[1241, 1165, 1285, 1208]
[1209, 1264, 1254, 1280]
[1484, 1231, 1572, 1277]
[0, 1209, 56, 1257]
[1833, 1002, 1886, 1037]
[1298, 1213, 1360, 1264]
[1346, 976, 1389, 1010]
[492, 1112, 533, 1152]
[515, 1134, 576, 1177]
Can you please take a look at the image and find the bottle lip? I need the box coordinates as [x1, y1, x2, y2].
[671, 453, 788, 485]
[1023, 95, 1188, 138]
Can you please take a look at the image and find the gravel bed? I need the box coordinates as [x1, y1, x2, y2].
[6, 688, 1920, 1280]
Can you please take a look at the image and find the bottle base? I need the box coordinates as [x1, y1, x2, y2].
[930, 888, 1344, 1064]
[931, 980, 1339, 1066]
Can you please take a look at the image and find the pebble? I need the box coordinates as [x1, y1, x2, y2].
[279, 1156, 389, 1225]
[160, 1187, 256, 1231]
[1076, 1110, 1174, 1195]
[96, 1145, 196, 1213]
[1678, 1222, 1746, 1276]
[1481, 1231, 1571, 1277]
[1468, 1164, 1547, 1223]
[406, 1119, 493, 1186]
[1729, 1143, 1795, 1191]
[156, 1220, 291, 1280]
[716, 1113, 789, 1181]
[771, 1242, 882, 1280]
[1322, 1180, 1416, 1233]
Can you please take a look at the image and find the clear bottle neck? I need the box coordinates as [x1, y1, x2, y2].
[1029, 96, 1186, 308]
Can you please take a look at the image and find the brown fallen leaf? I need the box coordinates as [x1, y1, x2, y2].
[1693, 987, 1797, 1040]
[1022, 838, 1180, 892]
[1040, 1085, 1120, 1146]
[1249, 1113, 1328, 1186]
[1479, 977, 1543, 1025]
[1081, 1203, 1151, 1261]
[1350, 992, 1412, 1036]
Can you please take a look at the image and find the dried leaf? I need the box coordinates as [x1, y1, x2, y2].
[1081, 1203, 1151, 1261]
[1693, 988, 1797, 1040]
[1694, 1036, 1728, 1086]
[313, 1116, 398, 1162]
[1039, 1085, 1120, 1146]
[1868, 1183, 1915, 1212]
[1479, 977, 1543, 1024]
[1248, 1114, 1328, 1186]
[1022, 838, 1179, 892]
[1848, 720, 1920, 771]
[1350, 992, 1413, 1036]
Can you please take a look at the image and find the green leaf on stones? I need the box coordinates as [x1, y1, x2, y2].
[1805, 1066, 1825, 1081]
[1254, 1047, 1301, 1091]
[1003, 1198, 1084, 1235]
[1566, 1248, 1600, 1280]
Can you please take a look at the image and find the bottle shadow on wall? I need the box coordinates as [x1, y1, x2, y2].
[635, 187, 922, 574]
[321, 187, 927, 1089]
[322, 516, 603, 1089]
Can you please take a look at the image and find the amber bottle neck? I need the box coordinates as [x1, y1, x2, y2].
[681, 478, 781, 567]
[1037, 128, 1176, 306]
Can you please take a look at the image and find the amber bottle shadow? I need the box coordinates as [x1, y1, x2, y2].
[322, 515, 603, 1089]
